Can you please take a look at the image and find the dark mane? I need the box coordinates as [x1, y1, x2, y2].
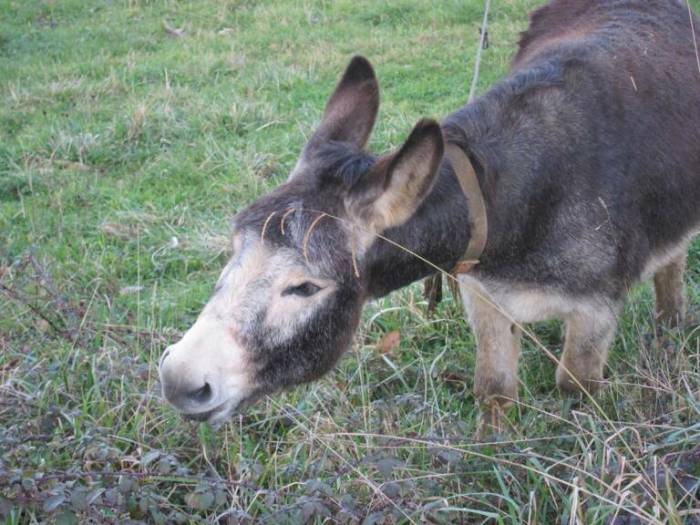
[314, 141, 375, 190]
[516, 0, 690, 66]
[517, 0, 599, 56]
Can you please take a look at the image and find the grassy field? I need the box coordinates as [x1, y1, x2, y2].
[1, 0, 700, 523]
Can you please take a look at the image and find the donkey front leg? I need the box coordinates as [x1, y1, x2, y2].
[556, 304, 619, 395]
[654, 253, 687, 329]
[461, 284, 521, 434]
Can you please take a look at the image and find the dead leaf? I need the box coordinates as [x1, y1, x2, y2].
[376, 330, 400, 355]
[99, 222, 136, 240]
[441, 371, 468, 384]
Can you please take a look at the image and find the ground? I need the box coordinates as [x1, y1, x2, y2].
[1, 1, 699, 523]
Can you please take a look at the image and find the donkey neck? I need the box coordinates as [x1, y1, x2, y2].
[361, 62, 568, 299]
[362, 155, 473, 298]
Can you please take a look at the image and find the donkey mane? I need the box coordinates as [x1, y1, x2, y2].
[517, 0, 690, 65]
[314, 142, 375, 191]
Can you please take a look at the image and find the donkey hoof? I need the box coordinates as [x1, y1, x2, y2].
[556, 371, 605, 397]
[475, 402, 511, 441]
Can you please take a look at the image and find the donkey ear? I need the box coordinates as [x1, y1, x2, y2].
[347, 118, 444, 233]
[292, 57, 379, 179]
[315, 55, 379, 148]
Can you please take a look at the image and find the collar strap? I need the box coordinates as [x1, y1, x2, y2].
[445, 143, 488, 274]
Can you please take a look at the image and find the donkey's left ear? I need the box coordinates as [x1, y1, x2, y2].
[347, 118, 444, 233]
[293, 56, 379, 174]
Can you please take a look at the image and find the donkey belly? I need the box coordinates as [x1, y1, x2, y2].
[458, 273, 611, 325]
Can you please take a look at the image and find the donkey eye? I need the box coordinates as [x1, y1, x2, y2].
[282, 282, 322, 298]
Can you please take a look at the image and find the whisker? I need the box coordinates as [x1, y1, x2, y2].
[260, 211, 277, 243]
[350, 233, 360, 278]
[302, 212, 328, 264]
[280, 207, 295, 235]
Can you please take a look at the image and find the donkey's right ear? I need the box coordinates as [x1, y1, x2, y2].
[345, 118, 444, 235]
[292, 56, 379, 177]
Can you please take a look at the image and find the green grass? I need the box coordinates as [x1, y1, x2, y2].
[1, 0, 699, 523]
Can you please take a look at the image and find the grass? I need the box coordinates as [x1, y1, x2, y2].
[1, 0, 699, 523]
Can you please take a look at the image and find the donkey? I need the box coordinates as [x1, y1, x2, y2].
[159, 0, 700, 431]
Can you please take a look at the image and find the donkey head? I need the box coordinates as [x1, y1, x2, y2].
[159, 56, 445, 424]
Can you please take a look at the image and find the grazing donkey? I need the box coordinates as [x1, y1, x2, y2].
[159, 0, 700, 430]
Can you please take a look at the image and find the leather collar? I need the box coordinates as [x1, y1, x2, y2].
[445, 143, 488, 274]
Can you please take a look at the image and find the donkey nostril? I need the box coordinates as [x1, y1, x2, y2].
[186, 382, 213, 404]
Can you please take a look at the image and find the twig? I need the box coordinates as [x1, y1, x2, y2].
[319, 431, 663, 525]
[260, 211, 277, 243]
[468, 0, 492, 103]
[687, 0, 700, 75]
[0, 282, 74, 341]
[0, 254, 85, 342]
[28, 255, 81, 327]
[302, 212, 327, 264]
[350, 234, 360, 278]
[279, 208, 295, 235]
[0, 468, 253, 490]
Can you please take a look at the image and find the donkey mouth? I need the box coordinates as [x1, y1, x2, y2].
[184, 407, 223, 422]
[181, 395, 252, 425]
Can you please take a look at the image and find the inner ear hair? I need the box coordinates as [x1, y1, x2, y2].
[348, 118, 445, 233]
[292, 56, 380, 180]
